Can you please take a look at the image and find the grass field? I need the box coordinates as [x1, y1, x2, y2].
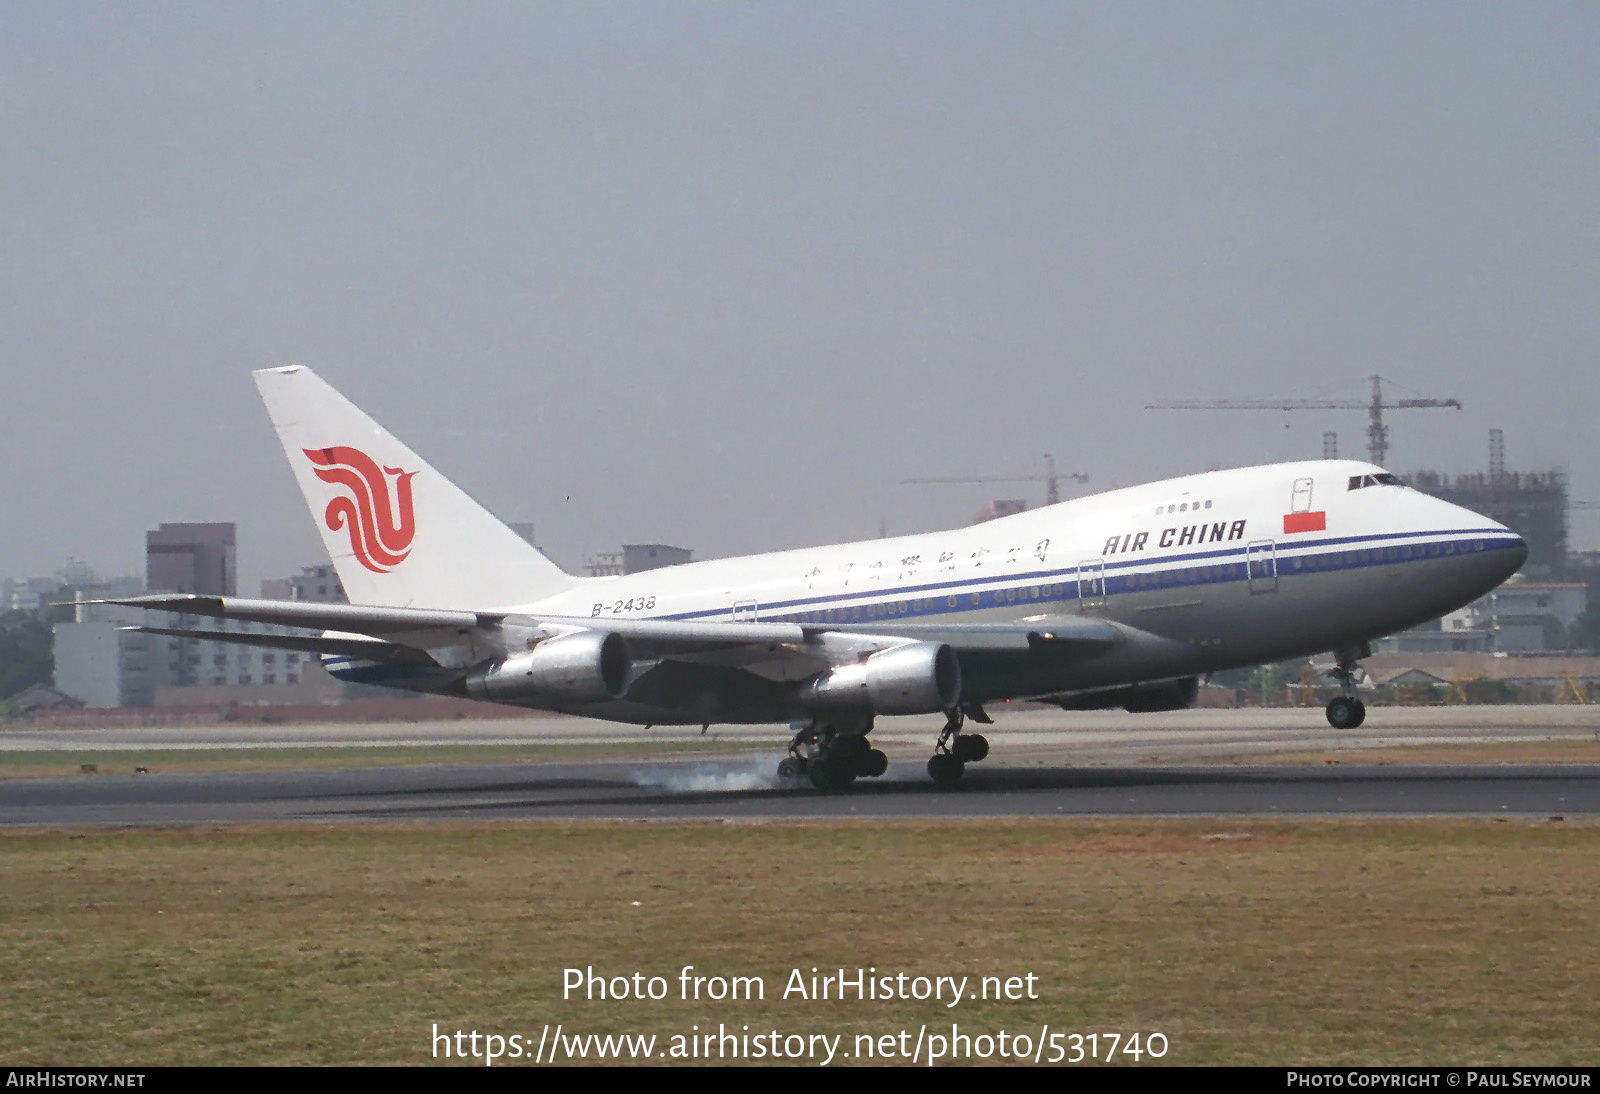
[3, 818, 1598, 1066]
[0, 740, 770, 779]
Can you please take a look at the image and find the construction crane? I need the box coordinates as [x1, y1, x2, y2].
[902, 453, 1088, 505]
[1145, 375, 1461, 467]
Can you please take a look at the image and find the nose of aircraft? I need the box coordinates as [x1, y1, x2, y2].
[1496, 531, 1529, 582]
[1463, 509, 1528, 587]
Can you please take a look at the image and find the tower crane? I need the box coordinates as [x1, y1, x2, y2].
[902, 453, 1088, 505]
[1145, 375, 1461, 467]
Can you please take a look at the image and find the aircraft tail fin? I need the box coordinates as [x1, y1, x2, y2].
[253, 365, 573, 610]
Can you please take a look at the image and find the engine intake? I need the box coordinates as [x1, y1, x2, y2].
[465, 630, 631, 704]
[801, 641, 962, 715]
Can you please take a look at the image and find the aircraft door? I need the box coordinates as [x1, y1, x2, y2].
[1076, 558, 1107, 611]
[1291, 477, 1314, 513]
[1246, 540, 1278, 594]
[731, 600, 759, 622]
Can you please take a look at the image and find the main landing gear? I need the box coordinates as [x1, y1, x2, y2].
[1324, 643, 1370, 730]
[926, 706, 990, 788]
[778, 718, 888, 793]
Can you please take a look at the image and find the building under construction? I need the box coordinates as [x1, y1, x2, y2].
[1403, 431, 1568, 576]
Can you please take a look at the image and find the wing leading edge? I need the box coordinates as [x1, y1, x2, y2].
[94, 593, 1124, 670]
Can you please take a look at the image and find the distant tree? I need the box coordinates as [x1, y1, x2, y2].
[0, 614, 54, 699]
[1569, 606, 1600, 654]
[1544, 616, 1570, 651]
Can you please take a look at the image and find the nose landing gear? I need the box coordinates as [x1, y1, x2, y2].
[1324, 643, 1370, 729]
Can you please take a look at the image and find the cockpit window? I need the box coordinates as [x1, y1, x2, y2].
[1349, 472, 1405, 491]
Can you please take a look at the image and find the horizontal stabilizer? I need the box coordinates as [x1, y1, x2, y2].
[121, 625, 433, 665]
[90, 594, 491, 635]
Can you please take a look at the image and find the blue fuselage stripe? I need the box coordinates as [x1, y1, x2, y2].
[319, 528, 1523, 675]
[651, 529, 1524, 624]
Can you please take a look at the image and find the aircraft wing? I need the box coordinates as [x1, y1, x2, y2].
[95, 594, 1123, 667]
[809, 618, 1121, 652]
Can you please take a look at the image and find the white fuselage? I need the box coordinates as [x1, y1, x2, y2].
[399, 459, 1525, 723]
[533, 462, 1516, 639]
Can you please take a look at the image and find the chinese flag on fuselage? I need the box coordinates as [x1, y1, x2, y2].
[1283, 511, 1326, 534]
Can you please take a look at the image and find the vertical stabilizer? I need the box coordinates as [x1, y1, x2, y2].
[253, 365, 573, 610]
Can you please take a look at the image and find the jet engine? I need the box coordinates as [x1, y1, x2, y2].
[465, 630, 631, 704]
[801, 641, 962, 715]
[1052, 676, 1199, 713]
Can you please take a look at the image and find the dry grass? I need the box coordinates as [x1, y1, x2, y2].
[0, 740, 770, 779]
[2, 819, 1598, 1065]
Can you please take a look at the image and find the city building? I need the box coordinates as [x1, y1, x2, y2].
[53, 529, 343, 708]
[622, 544, 692, 573]
[1376, 578, 1588, 655]
[289, 563, 347, 603]
[585, 545, 694, 577]
[146, 522, 236, 595]
[974, 499, 1027, 524]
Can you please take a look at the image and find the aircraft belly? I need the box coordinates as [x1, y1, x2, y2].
[577, 660, 792, 725]
[1094, 551, 1520, 669]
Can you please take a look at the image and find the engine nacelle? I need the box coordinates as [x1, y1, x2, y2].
[801, 642, 962, 715]
[1053, 676, 1199, 713]
[465, 630, 631, 704]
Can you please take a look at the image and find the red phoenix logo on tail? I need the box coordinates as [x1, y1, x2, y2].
[303, 447, 417, 573]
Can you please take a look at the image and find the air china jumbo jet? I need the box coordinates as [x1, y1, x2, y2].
[105, 366, 1527, 791]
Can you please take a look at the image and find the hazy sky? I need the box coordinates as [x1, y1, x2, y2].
[3, 2, 1597, 589]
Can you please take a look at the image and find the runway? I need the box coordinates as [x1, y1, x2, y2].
[4, 706, 1600, 825]
[3, 756, 1600, 825]
[9, 703, 1600, 758]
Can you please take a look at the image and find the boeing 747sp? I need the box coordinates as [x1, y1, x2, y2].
[106, 366, 1527, 790]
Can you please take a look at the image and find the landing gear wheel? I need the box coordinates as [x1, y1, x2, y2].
[832, 734, 871, 767]
[927, 753, 965, 787]
[1326, 696, 1365, 730]
[952, 734, 989, 763]
[859, 749, 888, 779]
[777, 756, 805, 780]
[1324, 643, 1371, 731]
[808, 757, 855, 793]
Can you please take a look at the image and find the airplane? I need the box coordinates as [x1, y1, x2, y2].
[103, 365, 1528, 791]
